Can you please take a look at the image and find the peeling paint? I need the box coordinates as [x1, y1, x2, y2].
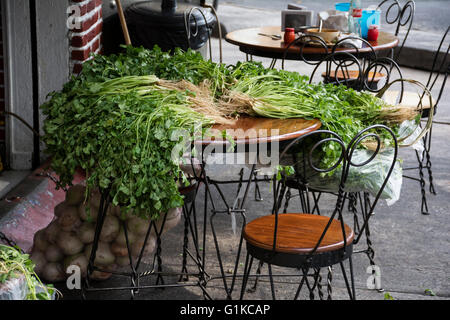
[0, 166, 85, 252]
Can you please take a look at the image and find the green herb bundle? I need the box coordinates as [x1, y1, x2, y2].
[42, 73, 213, 218]
[42, 45, 413, 218]
[0, 244, 56, 300]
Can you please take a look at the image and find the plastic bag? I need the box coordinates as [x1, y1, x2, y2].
[307, 148, 402, 205]
[317, 10, 349, 32]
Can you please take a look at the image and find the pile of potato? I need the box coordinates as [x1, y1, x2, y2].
[30, 184, 182, 283]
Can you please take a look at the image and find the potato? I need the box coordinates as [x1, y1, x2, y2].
[84, 241, 115, 266]
[99, 216, 120, 242]
[44, 220, 61, 244]
[65, 184, 86, 206]
[131, 235, 156, 257]
[33, 229, 49, 251]
[89, 188, 102, 209]
[114, 226, 136, 246]
[56, 231, 84, 256]
[78, 222, 96, 244]
[155, 207, 182, 234]
[78, 202, 99, 222]
[63, 253, 88, 278]
[110, 241, 129, 257]
[127, 216, 151, 236]
[57, 205, 81, 232]
[115, 255, 131, 267]
[45, 244, 64, 262]
[54, 202, 68, 218]
[107, 205, 121, 217]
[30, 250, 47, 275]
[42, 262, 65, 283]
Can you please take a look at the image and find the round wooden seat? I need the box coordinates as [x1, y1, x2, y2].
[244, 213, 354, 253]
[243, 213, 354, 268]
[321, 70, 385, 82]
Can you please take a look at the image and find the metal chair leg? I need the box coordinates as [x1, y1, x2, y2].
[416, 149, 431, 215]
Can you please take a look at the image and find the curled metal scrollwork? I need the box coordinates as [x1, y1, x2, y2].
[377, 0, 415, 60]
[184, 5, 223, 63]
[281, 34, 329, 69]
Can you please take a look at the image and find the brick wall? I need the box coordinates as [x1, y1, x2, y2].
[69, 0, 103, 75]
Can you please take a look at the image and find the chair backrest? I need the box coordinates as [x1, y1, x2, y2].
[423, 25, 449, 113]
[307, 36, 403, 94]
[184, 5, 223, 63]
[361, 56, 404, 94]
[281, 34, 330, 70]
[377, 0, 415, 61]
[271, 125, 398, 255]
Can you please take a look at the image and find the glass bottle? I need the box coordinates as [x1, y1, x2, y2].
[348, 0, 363, 36]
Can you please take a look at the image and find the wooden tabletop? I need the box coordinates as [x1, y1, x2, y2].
[195, 116, 322, 146]
[225, 26, 399, 60]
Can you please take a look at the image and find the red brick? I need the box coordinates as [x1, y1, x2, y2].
[72, 10, 99, 33]
[74, 2, 88, 16]
[91, 38, 100, 53]
[87, 0, 95, 12]
[95, 20, 103, 34]
[71, 47, 92, 61]
[73, 63, 83, 74]
[70, 24, 98, 47]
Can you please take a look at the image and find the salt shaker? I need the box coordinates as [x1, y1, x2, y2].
[367, 25, 379, 41]
[284, 28, 296, 44]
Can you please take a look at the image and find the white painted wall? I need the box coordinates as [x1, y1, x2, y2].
[2, 0, 70, 170]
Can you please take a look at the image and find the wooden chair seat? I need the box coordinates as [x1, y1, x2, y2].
[321, 70, 385, 82]
[382, 90, 436, 110]
[244, 213, 354, 254]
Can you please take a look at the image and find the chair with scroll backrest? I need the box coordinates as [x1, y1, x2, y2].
[380, 26, 449, 215]
[184, 4, 223, 64]
[239, 125, 398, 300]
[377, 0, 415, 61]
[281, 34, 330, 72]
[314, 36, 404, 93]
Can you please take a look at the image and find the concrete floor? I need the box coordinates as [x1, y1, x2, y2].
[55, 23, 449, 300]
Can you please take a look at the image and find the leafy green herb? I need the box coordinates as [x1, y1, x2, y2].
[0, 244, 58, 300]
[384, 292, 395, 300]
[424, 289, 436, 296]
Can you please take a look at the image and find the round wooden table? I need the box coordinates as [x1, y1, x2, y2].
[190, 116, 322, 299]
[225, 26, 399, 61]
[195, 116, 322, 146]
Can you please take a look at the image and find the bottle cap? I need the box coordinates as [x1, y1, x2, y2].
[369, 24, 379, 29]
[352, 8, 362, 17]
[285, 28, 295, 32]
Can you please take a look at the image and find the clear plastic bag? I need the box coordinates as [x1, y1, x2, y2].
[307, 148, 402, 205]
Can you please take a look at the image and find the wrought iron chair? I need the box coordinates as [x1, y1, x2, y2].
[382, 26, 449, 215]
[376, 0, 415, 61]
[313, 36, 403, 93]
[280, 43, 403, 273]
[281, 34, 330, 71]
[184, 4, 223, 63]
[239, 126, 398, 300]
